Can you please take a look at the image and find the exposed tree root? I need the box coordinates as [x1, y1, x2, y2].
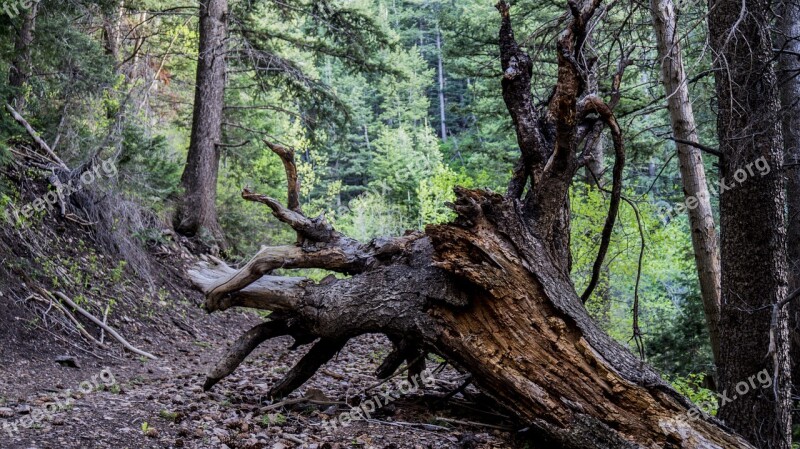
[204, 320, 291, 391]
[269, 337, 350, 399]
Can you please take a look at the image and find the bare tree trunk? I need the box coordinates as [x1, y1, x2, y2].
[583, 132, 605, 186]
[130, 11, 147, 76]
[102, 0, 125, 62]
[175, 0, 227, 245]
[708, 0, 792, 446]
[436, 26, 447, 142]
[8, 2, 39, 109]
[650, 0, 721, 368]
[777, 0, 800, 394]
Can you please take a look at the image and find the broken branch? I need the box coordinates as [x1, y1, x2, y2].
[6, 103, 68, 170]
[53, 291, 158, 360]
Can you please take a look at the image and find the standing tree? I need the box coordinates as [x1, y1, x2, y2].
[650, 0, 721, 367]
[189, 2, 762, 447]
[777, 0, 800, 391]
[175, 0, 228, 244]
[709, 0, 792, 446]
[435, 24, 447, 141]
[7, 2, 39, 109]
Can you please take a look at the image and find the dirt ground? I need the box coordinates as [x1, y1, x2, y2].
[0, 205, 521, 449]
[0, 311, 518, 448]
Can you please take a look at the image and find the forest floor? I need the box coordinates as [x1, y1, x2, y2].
[0, 180, 519, 449]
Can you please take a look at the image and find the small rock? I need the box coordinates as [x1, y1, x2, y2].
[55, 356, 79, 368]
[16, 405, 31, 415]
[0, 407, 14, 418]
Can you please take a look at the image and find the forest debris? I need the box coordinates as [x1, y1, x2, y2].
[54, 355, 80, 368]
[5, 103, 68, 170]
[51, 290, 158, 360]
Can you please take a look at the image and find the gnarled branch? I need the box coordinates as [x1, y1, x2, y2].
[578, 95, 625, 303]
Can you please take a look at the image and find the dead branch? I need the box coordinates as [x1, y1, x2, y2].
[263, 139, 301, 213]
[242, 189, 337, 242]
[667, 137, 722, 158]
[269, 337, 349, 399]
[5, 103, 68, 170]
[579, 95, 625, 303]
[29, 292, 103, 346]
[52, 291, 157, 360]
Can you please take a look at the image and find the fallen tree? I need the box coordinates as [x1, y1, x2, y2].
[189, 2, 755, 447]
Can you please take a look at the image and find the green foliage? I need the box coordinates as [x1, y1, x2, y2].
[418, 164, 474, 225]
[369, 125, 441, 209]
[159, 409, 178, 421]
[337, 191, 410, 241]
[669, 373, 718, 414]
[118, 125, 182, 208]
[571, 185, 695, 347]
[261, 413, 287, 426]
[648, 279, 714, 377]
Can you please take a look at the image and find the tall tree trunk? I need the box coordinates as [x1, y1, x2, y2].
[436, 26, 447, 142]
[8, 2, 39, 109]
[175, 0, 227, 245]
[102, 0, 125, 63]
[708, 0, 792, 446]
[187, 3, 762, 447]
[650, 0, 721, 368]
[583, 132, 605, 187]
[130, 11, 147, 78]
[777, 0, 800, 393]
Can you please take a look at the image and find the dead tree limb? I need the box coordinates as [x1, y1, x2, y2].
[578, 95, 625, 303]
[263, 139, 301, 213]
[5, 103, 68, 170]
[53, 291, 157, 360]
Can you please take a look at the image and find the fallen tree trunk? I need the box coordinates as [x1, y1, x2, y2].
[191, 187, 753, 448]
[188, 1, 756, 447]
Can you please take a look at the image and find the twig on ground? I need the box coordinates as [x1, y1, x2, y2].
[434, 417, 513, 431]
[29, 291, 102, 346]
[262, 397, 347, 411]
[52, 290, 158, 360]
[363, 418, 449, 432]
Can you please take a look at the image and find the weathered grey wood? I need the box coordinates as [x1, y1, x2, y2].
[650, 0, 721, 366]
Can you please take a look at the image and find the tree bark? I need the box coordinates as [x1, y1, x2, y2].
[650, 0, 722, 368]
[708, 0, 792, 446]
[436, 26, 447, 142]
[776, 0, 800, 393]
[102, 0, 125, 63]
[175, 0, 228, 245]
[8, 2, 39, 109]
